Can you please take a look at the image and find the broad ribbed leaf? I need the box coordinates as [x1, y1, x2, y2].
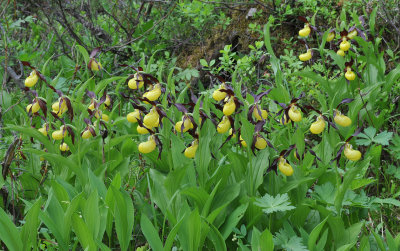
[140, 213, 163, 251]
[0, 208, 22, 251]
[21, 198, 43, 251]
[111, 187, 134, 251]
[71, 213, 97, 251]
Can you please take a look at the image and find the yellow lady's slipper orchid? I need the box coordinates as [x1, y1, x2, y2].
[299, 49, 312, 61]
[288, 106, 302, 122]
[278, 158, 294, 176]
[345, 67, 356, 81]
[334, 111, 351, 127]
[326, 32, 335, 42]
[340, 38, 351, 51]
[175, 118, 193, 133]
[240, 135, 247, 147]
[25, 71, 39, 88]
[253, 107, 268, 121]
[82, 129, 93, 139]
[128, 73, 144, 89]
[137, 125, 150, 134]
[310, 116, 325, 134]
[217, 116, 231, 134]
[299, 24, 311, 37]
[90, 60, 102, 71]
[255, 136, 267, 150]
[223, 98, 236, 116]
[127, 109, 141, 123]
[212, 84, 227, 101]
[184, 140, 199, 158]
[344, 143, 362, 161]
[143, 84, 162, 101]
[138, 136, 156, 154]
[337, 49, 346, 57]
[38, 126, 47, 136]
[26, 101, 41, 114]
[60, 143, 69, 152]
[348, 29, 358, 39]
[143, 107, 160, 128]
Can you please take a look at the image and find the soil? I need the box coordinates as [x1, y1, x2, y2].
[174, 7, 303, 87]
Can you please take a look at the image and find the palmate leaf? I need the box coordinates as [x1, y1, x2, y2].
[373, 131, 393, 145]
[363, 127, 377, 139]
[356, 127, 375, 146]
[355, 138, 373, 146]
[372, 198, 400, 207]
[254, 193, 295, 214]
[356, 126, 393, 146]
[389, 135, 400, 159]
[386, 165, 400, 180]
[282, 237, 308, 251]
[274, 223, 307, 251]
[313, 182, 335, 205]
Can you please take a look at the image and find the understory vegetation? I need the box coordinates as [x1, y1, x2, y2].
[1, 0, 400, 250]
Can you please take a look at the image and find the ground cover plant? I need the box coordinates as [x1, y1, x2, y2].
[1, 0, 400, 250]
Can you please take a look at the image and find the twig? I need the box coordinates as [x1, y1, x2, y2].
[143, 0, 173, 3]
[0, 0, 10, 18]
[67, 9, 112, 43]
[101, 6, 131, 38]
[56, 0, 88, 51]
[40, 33, 55, 58]
[1, 21, 9, 91]
[1, 20, 9, 141]
[105, 3, 177, 52]
[253, 0, 274, 11]
[1, 62, 24, 89]
[39, 238, 58, 246]
[3, 96, 25, 115]
[198, 0, 256, 11]
[136, 1, 146, 24]
[198, 0, 255, 5]
[144, 2, 154, 21]
[41, 12, 72, 59]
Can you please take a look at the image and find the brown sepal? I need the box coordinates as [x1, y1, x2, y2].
[66, 126, 75, 144]
[298, 16, 308, 24]
[88, 126, 96, 137]
[37, 98, 47, 118]
[64, 97, 74, 121]
[336, 98, 354, 109]
[340, 30, 348, 38]
[89, 47, 102, 58]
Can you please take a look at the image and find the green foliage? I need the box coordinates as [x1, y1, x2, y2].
[389, 134, 400, 160]
[0, 208, 22, 250]
[254, 193, 295, 214]
[274, 223, 308, 251]
[356, 127, 393, 146]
